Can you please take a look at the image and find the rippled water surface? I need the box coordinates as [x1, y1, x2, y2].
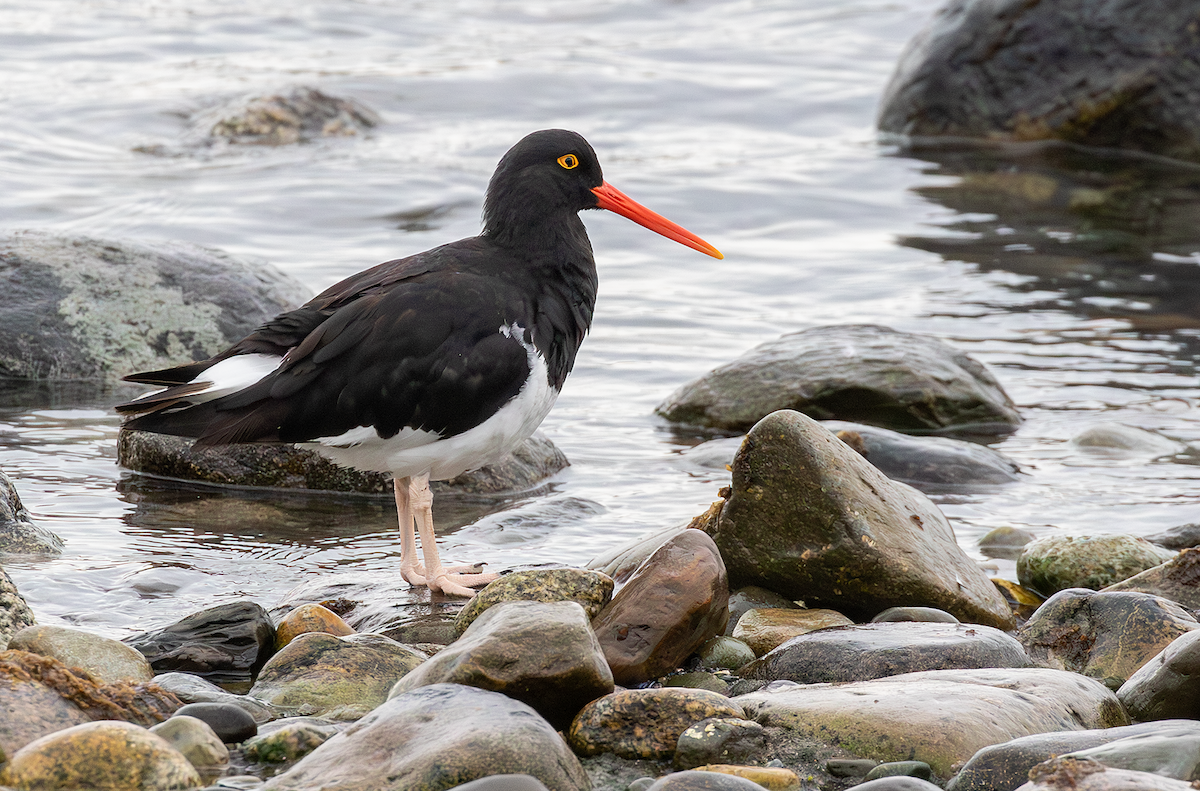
[5, 0, 1200, 637]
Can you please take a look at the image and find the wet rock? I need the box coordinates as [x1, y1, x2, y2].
[741, 622, 1028, 683]
[243, 717, 341, 765]
[876, 0, 1200, 164]
[724, 586, 798, 636]
[0, 565, 36, 648]
[274, 604, 355, 651]
[871, 606, 958, 623]
[1017, 534, 1175, 597]
[0, 720, 201, 790]
[174, 702, 257, 743]
[978, 526, 1036, 561]
[1062, 721, 1200, 781]
[674, 718, 768, 770]
[206, 87, 380, 145]
[696, 637, 755, 671]
[731, 608, 853, 657]
[643, 770, 764, 791]
[150, 715, 229, 774]
[1019, 589, 1198, 689]
[705, 410, 1014, 628]
[449, 777, 553, 791]
[0, 649, 181, 759]
[1018, 756, 1194, 791]
[263, 683, 589, 791]
[738, 667, 1127, 778]
[9, 624, 154, 684]
[152, 672, 275, 724]
[0, 469, 63, 555]
[271, 571, 448, 638]
[570, 688, 744, 760]
[662, 672, 729, 695]
[826, 420, 1021, 487]
[655, 325, 1021, 434]
[1070, 424, 1186, 456]
[389, 600, 612, 730]
[1145, 523, 1200, 551]
[125, 600, 277, 686]
[0, 231, 309, 383]
[992, 579, 1046, 621]
[1118, 629, 1200, 721]
[867, 762, 934, 781]
[855, 779, 944, 791]
[587, 525, 689, 584]
[946, 721, 1198, 791]
[592, 529, 729, 686]
[119, 429, 568, 495]
[1103, 547, 1200, 609]
[453, 568, 614, 637]
[250, 632, 425, 721]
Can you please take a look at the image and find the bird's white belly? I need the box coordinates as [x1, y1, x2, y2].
[305, 323, 560, 481]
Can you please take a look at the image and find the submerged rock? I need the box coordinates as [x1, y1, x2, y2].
[0, 469, 63, 555]
[704, 410, 1013, 627]
[263, 684, 590, 791]
[740, 622, 1030, 684]
[0, 720, 201, 790]
[119, 428, 568, 495]
[1070, 424, 1185, 456]
[0, 231, 309, 383]
[825, 420, 1021, 487]
[877, 0, 1200, 164]
[655, 324, 1020, 435]
[390, 600, 612, 730]
[1019, 589, 1199, 690]
[591, 529, 729, 686]
[1017, 534, 1175, 597]
[206, 87, 380, 145]
[125, 601, 276, 686]
[737, 667, 1128, 778]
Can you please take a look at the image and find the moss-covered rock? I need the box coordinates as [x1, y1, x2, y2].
[1017, 534, 1175, 596]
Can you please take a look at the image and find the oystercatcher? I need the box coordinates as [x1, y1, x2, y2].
[116, 129, 722, 597]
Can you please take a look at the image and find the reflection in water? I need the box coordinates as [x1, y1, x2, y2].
[900, 141, 1200, 334]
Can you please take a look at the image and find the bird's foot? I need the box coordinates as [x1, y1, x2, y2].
[427, 568, 500, 598]
[399, 561, 490, 587]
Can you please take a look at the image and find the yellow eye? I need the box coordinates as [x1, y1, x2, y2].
[557, 154, 578, 170]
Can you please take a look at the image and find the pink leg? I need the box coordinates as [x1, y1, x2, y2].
[408, 473, 498, 597]
[394, 477, 427, 585]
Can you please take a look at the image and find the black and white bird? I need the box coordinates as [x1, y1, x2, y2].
[116, 129, 722, 597]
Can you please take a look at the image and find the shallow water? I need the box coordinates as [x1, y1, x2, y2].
[3, 0, 1200, 637]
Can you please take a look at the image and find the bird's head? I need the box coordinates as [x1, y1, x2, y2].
[484, 129, 722, 259]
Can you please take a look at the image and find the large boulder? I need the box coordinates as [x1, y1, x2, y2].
[655, 325, 1020, 435]
[203, 87, 380, 146]
[263, 684, 590, 791]
[701, 410, 1013, 627]
[877, 0, 1200, 164]
[0, 231, 309, 383]
[737, 667, 1128, 778]
[388, 600, 612, 730]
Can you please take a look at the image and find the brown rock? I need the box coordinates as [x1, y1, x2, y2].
[592, 529, 729, 686]
[732, 608, 853, 656]
[1103, 547, 1200, 609]
[390, 601, 612, 730]
[569, 688, 744, 760]
[274, 604, 355, 650]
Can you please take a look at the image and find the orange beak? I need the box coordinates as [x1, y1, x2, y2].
[592, 182, 723, 260]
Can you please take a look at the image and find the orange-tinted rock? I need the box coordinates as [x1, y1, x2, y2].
[732, 608, 853, 656]
[592, 529, 729, 685]
[274, 604, 355, 650]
